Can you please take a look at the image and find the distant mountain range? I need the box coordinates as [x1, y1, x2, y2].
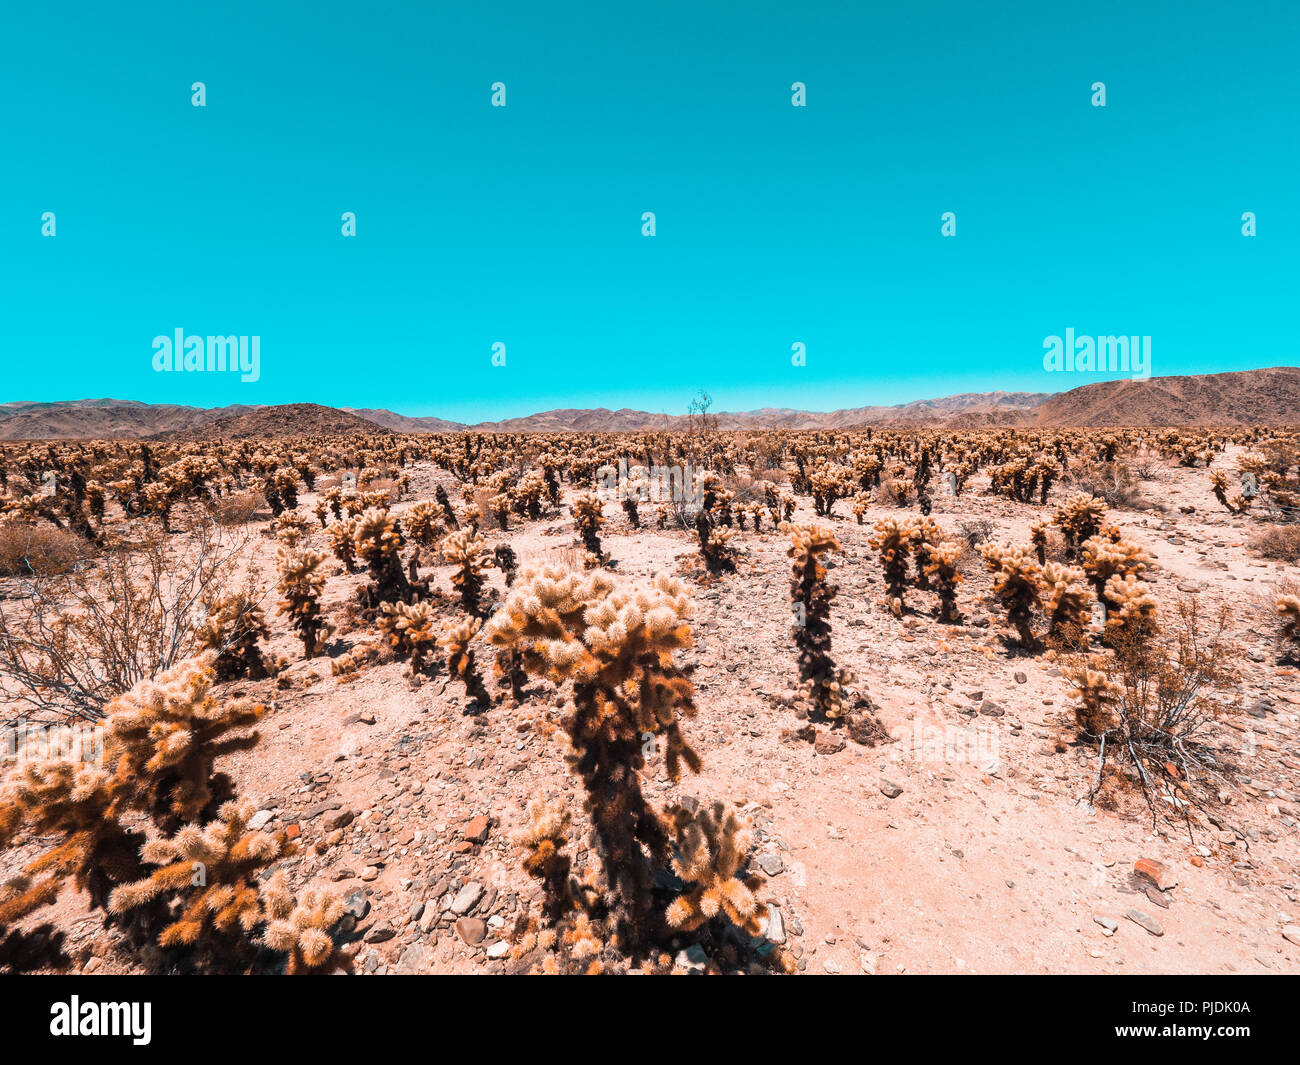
[2, 368, 1297, 440]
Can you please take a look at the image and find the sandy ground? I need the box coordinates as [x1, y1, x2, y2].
[5, 448, 1300, 975]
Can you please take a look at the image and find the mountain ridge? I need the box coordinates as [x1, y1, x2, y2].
[1, 368, 1296, 439]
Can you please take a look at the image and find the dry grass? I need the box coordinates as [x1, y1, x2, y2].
[0, 522, 90, 577]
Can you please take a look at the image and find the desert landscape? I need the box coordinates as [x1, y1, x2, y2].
[2, 370, 1299, 976]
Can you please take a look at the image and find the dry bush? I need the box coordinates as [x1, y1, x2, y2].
[1065, 461, 1148, 509]
[0, 522, 89, 577]
[0, 517, 252, 725]
[207, 491, 265, 526]
[1250, 524, 1300, 563]
[1067, 595, 1240, 821]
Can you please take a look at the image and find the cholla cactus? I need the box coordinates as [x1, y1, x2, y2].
[195, 593, 271, 680]
[777, 490, 796, 523]
[695, 509, 736, 573]
[850, 491, 871, 525]
[571, 492, 605, 561]
[493, 543, 518, 586]
[108, 798, 292, 956]
[406, 500, 444, 546]
[924, 540, 964, 623]
[664, 801, 766, 936]
[1277, 596, 1300, 661]
[910, 516, 942, 591]
[1103, 575, 1160, 646]
[1209, 471, 1251, 514]
[354, 507, 412, 605]
[1054, 493, 1108, 558]
[326, 517, 358, 572]
[869, 517, 913, 616]
[440, 616, 492, 709]
[377, 599, 438, 673]
[103, 653, 264, 830]
[1081, 535, 1150, 609]
[786, 524, 855, 721]
[1066, 656, 1122, 737]
[981, 544, 1044, 648]
[1041, 562, 1091, 649]
[1030, 520, 1049, 565]
[259, 872, 347, 974]
[276, 547, 331, 657]
[441, 528, 489, 616]
[513, 798, 577, 922]
[486, 566, 700, 955]
[0, 761, 140, 920]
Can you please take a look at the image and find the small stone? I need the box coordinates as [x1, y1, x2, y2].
[394, 944, 432, 973]
[455, 917, 487, 945]
[450, 881, 484, 915]
[363, 925, 395, 944]
[674, 943, 708, 973]
[1282, 927, 1300, 947]
[1125, 909, 1163, 937]
[757, 854, 784, 877]
[463, 815, 491, 843]
[814, 732, 846, 755]
[1014, 672, 1027, 684]
[485, 941, 509, 959]
[761, 906, 786, 945]
[880, 780, 904, 799]
[1134, 858, 1177, 892]
[343, 890, 370, 920]
[248, 810, 274, 831]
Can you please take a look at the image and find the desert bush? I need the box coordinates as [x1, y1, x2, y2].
[0, 518, 252, 725]
[1277, 595, 1300, 661]
[1251, 524, 1300, 563]
[1067, 596, 1238, 818]
[0, 521, 88, 577]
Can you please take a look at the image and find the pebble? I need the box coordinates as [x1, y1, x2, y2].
[1124, 909, 1164, 937]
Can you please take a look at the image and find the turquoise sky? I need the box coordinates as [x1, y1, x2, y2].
[2, 1, 1296, 421]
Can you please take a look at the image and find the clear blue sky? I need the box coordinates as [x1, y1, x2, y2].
[2, 1, 1296, 421]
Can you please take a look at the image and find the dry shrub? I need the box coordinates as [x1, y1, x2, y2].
[208, 491, 265, 526]
[0, 522, 89, 577]
[1250, 524, 1300, 563]
[1067, 595, 1240, 820]
[0, 517, 253, 725]
[1065, 460, 1148, 509]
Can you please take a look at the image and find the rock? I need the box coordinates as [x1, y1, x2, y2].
[450, 881, 484, 915]
[324, 809, 355, 831]
[462, 815, 491, 843]
[343, 890, 370, 920]
[360, 866, 380, 882]
[248, 810, 274, 831]
[363, 925, 395, 944]
[814, 732, 846, 755]
[823, 959, 842, 973]
[1144, 886, 1171, 910]
[1134, 858, 1177, 892]
[1282, 926, 1300, 947]
[394, 944, 432, 973]
[455, 917, 487, 945]
[674, 943, 709, 973]
[756, 854, 784, 877]
[1094, 915, 1118, 936]
[485, 941, 509, 960]
[859, 952, 876, 974]
[880, 780, 904, 799]
[761, 906, 786, 945]
[1125, 909, 1164, 937]
[1014, 672, 1027, 684]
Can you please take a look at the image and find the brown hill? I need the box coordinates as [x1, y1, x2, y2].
[1032, 367, 1300, 427]
[156, 403, 392, 440]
